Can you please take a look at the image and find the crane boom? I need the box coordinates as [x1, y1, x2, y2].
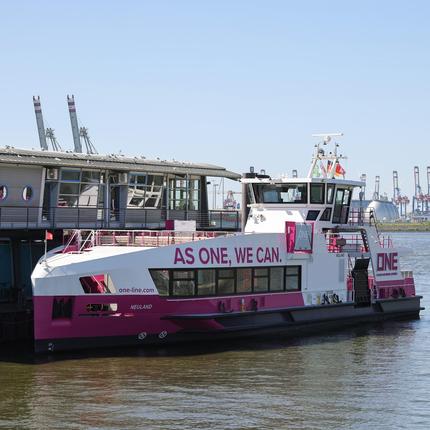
[33, 96, 48, 151]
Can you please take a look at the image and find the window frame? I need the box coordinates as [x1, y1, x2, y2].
[149, 265, 302, 298]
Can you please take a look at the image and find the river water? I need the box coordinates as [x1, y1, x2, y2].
[0, 232, 429, 430]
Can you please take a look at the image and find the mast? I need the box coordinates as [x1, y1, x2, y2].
[308, 133, 345, 178]
[67, 95, 82, 153]
[33, 96, 49, 151]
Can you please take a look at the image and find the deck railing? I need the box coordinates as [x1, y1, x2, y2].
[0, 206, 241, 231]
[63, 229, 236, 252]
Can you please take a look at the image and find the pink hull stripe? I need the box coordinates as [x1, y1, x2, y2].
[33, 292, 305, 341]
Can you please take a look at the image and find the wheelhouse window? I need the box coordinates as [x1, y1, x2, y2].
[327, 184, 335, 204]
[253, 183, 308, 204]
[310, 184, 325, 204]
[320, 207, 332, 221]
[149, 265, 302, 297]
[127, 174, 164, 209]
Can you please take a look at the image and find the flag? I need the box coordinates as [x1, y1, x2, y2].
[45, 231, 53, 241]
[311, 163, 321, 178]
[335, 162, 346, 178]
[319, 161, 327, 178]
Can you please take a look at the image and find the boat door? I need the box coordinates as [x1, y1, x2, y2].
[352, 258, 371, 307]
[332, 188, 351, 224]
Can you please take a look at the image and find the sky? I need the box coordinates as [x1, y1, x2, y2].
[0, 0, 429, 200]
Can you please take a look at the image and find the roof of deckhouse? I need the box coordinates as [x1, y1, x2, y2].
[0, 147, 241, 179]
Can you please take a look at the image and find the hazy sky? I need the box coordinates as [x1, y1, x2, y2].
[0, 0, 429, 199]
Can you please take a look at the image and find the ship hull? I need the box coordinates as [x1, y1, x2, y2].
[34, 295, 422, 353]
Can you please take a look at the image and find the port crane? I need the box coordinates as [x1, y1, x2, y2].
[33, 96, 63, 152]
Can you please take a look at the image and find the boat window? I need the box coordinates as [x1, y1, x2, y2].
[327, 184, 335, 204]
[172, 270, 195, 296]
[286, 266, 301, 291]
[22, 186, 33, 201]
[253, 268, 269, 292]
[0, 185, 7, 201]
[320, 207, 332, 221]
[310, 184, 325, 204]
[149, 269, 169, 296]
[306, 210, 320, 221]
[149, 265, 302, 297]
[237, 268, 252, 293]
[197, 269, 216, 295]
[269, 267, 284, 291]
[80, 274, 116, 294]
[218, 269, 235, 294]
[253, 183, 308, 204]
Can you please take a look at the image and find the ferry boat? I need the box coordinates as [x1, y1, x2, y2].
[31, 136, 423, 353]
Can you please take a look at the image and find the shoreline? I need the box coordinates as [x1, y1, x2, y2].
[377, 223, 430, 232]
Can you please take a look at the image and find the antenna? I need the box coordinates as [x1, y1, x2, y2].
[308, 132, 345, 178]
[33, 96, 49, 151]
[67, 95, 82, 153]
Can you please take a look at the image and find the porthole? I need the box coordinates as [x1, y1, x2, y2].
[22, 186, 33, 201]
[0, 185, 7, 201]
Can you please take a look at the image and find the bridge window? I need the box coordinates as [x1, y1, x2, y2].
[327, 184, 335, 204]
[320, 207, 332, 221]
[253, 183, 307, 204]
[310, 184, 325, 204]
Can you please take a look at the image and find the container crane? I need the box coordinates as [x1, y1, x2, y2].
[67, 95, 98, 154]
[33, 96, 62, 151]
[372, 175, 380, 200]
[392, 170, 409, 219]
[413, 166, 425, 214]
[32, 96, 48, 151]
